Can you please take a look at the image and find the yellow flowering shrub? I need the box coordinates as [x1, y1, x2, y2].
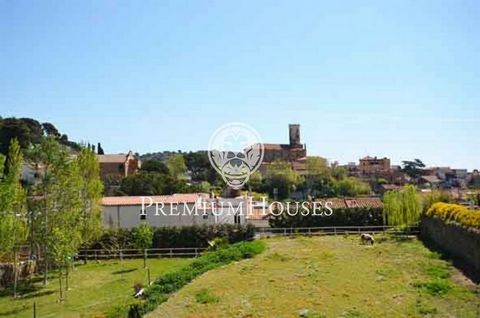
[426, 202, 480, 230]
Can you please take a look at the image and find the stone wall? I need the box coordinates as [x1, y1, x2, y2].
[420, 216, 480, 275]
[0, 261, 36, 287]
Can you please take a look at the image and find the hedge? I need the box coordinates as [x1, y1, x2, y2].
[269, 207, 384, 228]
[425, 203, 480, 230]
[107, 240, 266, 317]
[90, 224, 256, 250]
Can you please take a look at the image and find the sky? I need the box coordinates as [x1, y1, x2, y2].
[1, 0, 479, 169]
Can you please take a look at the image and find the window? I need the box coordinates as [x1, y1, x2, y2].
[234, 213, 241, 225]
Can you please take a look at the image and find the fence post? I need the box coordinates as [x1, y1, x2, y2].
[120, 249, 123, 261]
[195, 248, 198, 257]
[334, 227, 337, 236]
[94, 250, 97, 261]
[169, 249, 173, 258]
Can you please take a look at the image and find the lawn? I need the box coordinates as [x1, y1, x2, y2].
[0, 258, 191, 318]
[149, 235, 480, 318]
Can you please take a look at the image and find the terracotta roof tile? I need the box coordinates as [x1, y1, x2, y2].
[101, 193, 208, 206]
[98, 154, 129, 163]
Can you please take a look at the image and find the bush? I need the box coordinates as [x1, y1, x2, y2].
[413, 279, 452, 295]
[107, 240, 266, 317]
[426, 203, 480, 230]
[91, 224, 255, 249]
[269, 207, 383, 228]
[194, 289, 219, 304]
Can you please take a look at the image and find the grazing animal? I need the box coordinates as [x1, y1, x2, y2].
[360, 233, 375, 245]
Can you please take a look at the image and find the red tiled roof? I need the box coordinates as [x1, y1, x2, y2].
[101, 193, 208, 206]
[98, 154, 129, 163]
[319, 197, 383, 209]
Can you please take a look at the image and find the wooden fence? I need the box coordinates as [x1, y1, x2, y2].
[254, 225, 419, 237]
[76, 247, 207, 261]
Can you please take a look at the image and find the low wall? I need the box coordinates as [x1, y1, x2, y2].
[420, 216, 480, 275]
[0, 261, 36, 288]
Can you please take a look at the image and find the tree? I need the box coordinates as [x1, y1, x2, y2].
[76, 147, 103, 262]
[97, 142, 104, 155]
[247, 171, 263, 192]
[0, 118, 32, 154]
[0, 139, 27, 297]
[265, 160, 303, 199]
[183, 151, 219, 183]
[141, 159, 169, 174]
[305, 157, 332, 195]
[383, 185, 421, 227]
[41, 122, 60, 137]
[402, 159, 426, 181]
[29, 137, 83, 286]
[333, 177, 371, 196]
[120, 171, 180, 195]
[133, 223, 153, 268]
[167, 154, 187, 180]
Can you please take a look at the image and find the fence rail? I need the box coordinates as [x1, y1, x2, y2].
[76, 247, 208, 260]
[254, 225, 419, 237]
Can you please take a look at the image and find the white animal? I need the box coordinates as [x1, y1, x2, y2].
[360, 233, 375, 245]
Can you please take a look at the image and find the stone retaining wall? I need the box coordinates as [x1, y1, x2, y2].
[420, 216, 480, 275]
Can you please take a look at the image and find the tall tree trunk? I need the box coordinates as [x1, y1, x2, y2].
[43, 251, 48, 286]
[13, 248, 18, 298]
[58, 267, 63, 302]
[143, 249, 147, 269]
[65, 264, 69, 291]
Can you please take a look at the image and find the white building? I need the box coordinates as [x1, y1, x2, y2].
[101, 193, 248, 229]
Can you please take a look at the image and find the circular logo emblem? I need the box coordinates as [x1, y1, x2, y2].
[208, 123, 264, 189]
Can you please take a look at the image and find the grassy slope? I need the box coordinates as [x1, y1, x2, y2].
[0, 258, 191, 318]
[150, 236, 479, 318]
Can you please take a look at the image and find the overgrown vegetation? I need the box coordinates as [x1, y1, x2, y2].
[269, 207, 383, 227]
[248, 158, 371, 200]
[91, 224, 256, 250]
[149, 236, 478, 318]
[0, 137, 103, 300]
[383, 185, 421, 227]
[425, 202, 480, 230]
[107, 240, 266, 317]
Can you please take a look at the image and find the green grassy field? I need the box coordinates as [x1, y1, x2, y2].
[150, 236, 479, 318]
[0, 258, 191, 318]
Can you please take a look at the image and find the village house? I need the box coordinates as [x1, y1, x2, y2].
[101, 193, 248, 229]
[97, 150, 141, 180]
[358, 156, 391, 176]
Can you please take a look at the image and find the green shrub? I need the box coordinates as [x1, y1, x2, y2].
[269, 207, 383, 228]
[106, 240, 265, 317]
[413, 279, 452, 295]
[424, 263, 450, 279]
[426, 203, 480, 230]
[91, 224, 255, 249]
[194, 289, 219, 304]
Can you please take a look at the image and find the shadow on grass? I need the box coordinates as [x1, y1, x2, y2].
[0, 282, 40, 297]
[112, 268, 137, 275]
[0, 304, 29, 317]
[420, 237, 480, 284]
[21, 289, 55, 300]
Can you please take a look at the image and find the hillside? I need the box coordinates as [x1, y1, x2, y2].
[149, 236, 479, 318]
